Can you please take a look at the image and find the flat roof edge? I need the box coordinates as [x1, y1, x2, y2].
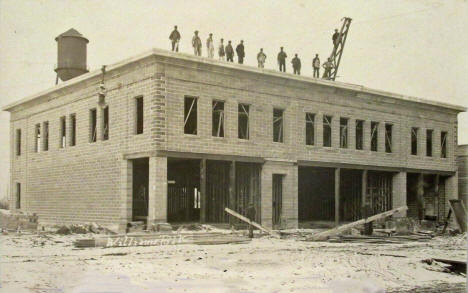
[2, 47, 467, 113]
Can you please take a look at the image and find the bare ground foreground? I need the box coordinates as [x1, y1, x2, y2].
[0, 229, 466, 293]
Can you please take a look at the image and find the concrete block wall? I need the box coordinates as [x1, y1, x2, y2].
[6, 52, 462, 229]
[261, 160, 298, 229]
[392, 172, 407, 217]
[458, 145, 468, 208]
[8, 58, 160, 228]
[163, 60, 458, 173]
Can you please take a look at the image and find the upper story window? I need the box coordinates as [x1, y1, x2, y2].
[273, 108, 284, 143]
[441, 131, 448, 158]
[15, 129, 21, 156]
[323, 115, 332, 147]
[135, 96, 144, 135]
[426, 129, 433, 157]
[34, 124, 41, 152]
[184, 96, 197, 135]
[103, 106, 109, 140]
[340, 118, 348, 148]
[370, 121, 378, 152]
[411, 127, 418, 155]
[355, 120, 364, 150]
[43, 121, 49, 151]
[60, 116, 66, 148]
[238, 103, 249, 140]
[70, 114, 76, 146]
[385, 123, 392, 153]
[305, 113, 315, 145]
[90, 108, 97, 143]
[212, 100, 225, 137]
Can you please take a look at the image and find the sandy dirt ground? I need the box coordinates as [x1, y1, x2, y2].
[0, 231, 466, 293]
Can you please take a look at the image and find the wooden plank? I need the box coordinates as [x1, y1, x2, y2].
[74, 232, 251, 248]
[335, 168, 340, 227]
[449, 199, 467, 232]
[200, 159, 207, 223]
[157, 150, 265, 164]
[307, 206, 408, 241]
[225, 207, 280, 238]
[296, 160, 455, 176]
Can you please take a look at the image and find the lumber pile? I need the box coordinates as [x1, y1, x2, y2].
[74, 232, 250, 248]
[306, 206, 408, 241]
[224, 207, 281, 238]
[327, 234, 432, 244]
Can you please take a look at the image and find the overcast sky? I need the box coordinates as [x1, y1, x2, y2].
[0, 0, 467, 198]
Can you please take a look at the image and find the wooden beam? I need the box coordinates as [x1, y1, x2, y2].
[225, 208, 280, 238]
[335, 168, 340, 227]
[200, 159, 207, 223]
[157, 150, 264, 164]
[307, 206, 408, 241]
[296, 160, 455, 176]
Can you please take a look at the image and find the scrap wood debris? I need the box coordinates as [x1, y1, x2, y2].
[74, 232, 251, 248]
[422, 258, 467, 275]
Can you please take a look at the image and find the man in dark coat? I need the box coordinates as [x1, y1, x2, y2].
[225, 40, 234, 62]
[236, 40, 245, 64]
[332, 29, 340, 46]
[277, 47, 287, 72]
[312, 54, 320, 78]
[291, 54, 301, 75]
[169, 25, 181, 52]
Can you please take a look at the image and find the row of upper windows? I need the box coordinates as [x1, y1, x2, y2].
[13, 95, 449, 159]
[15, 97, 144, 156]
[183, 96, 449, 158]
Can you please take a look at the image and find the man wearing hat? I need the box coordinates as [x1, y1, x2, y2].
[332, 28, 340, 47]
[291, 53, 301, 75]
[192, 31, 202, 56]
[225, 41, 234, 62]
[236, 40, 245, 64]
[312, 54, 320, 78]
[257, 48, 266, 68]
[277, 47, 287, 72]
[218, 38, 225, 61]
[206, 33, 214, 58]
[169, 25, 181, 52]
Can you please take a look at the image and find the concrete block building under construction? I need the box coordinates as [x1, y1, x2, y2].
[4, 29, 466, 232]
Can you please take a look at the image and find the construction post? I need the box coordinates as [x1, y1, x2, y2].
[362, 169, 368, 209]
[335, 168, 341, 227]
[229, 160, 236, 226]
[200, 159, 207, 223]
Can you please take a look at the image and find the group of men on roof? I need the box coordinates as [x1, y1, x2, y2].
[169, 25, 336, 79]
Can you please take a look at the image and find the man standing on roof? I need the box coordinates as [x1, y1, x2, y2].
[169, 25, 181, 52]
[257, 48, 266, 68]
[332, 29, 340, 47]
[192, 31, 202, 56]
[312, 54, 320, 78]
[206, 33, 214, 58]
[291, 54, 301, 75]
[277, 47, 287, 72]
[236, 40, 245, 64]
[322, 57, 334, 79]
[218, 38, 225, 61]
[225, 41, 234, 62]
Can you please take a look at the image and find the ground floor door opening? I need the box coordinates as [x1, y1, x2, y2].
[366, 171, 393, 216]
[132, 158, 149, 222]
[298, 167, 335, 227]
[339, 169, 363, 222]
[167, 158, 200, 223]
[272, 174, 283, 229]
[407, 173, 446, 222]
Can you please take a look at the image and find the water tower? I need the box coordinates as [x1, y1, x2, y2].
[54, 28, 89, 82]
